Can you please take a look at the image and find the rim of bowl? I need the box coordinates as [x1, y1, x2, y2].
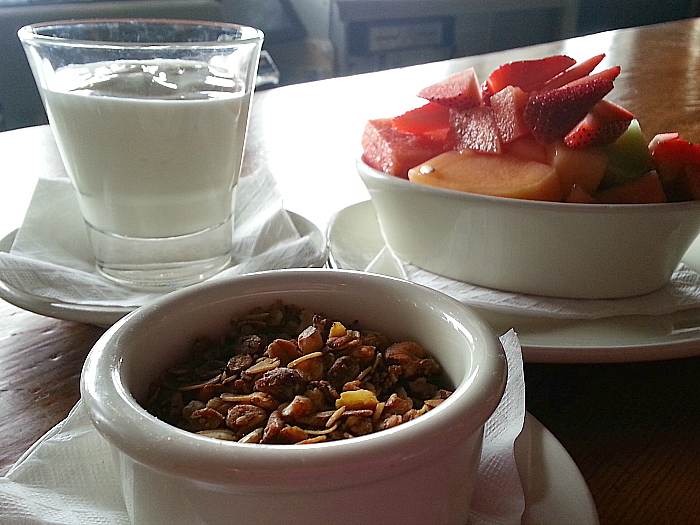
[80, 268, 506, 487]
[18, 18, 264, 48]
[356, 157, 700, 214]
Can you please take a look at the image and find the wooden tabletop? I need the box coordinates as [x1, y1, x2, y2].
[3, 18, 700, 524]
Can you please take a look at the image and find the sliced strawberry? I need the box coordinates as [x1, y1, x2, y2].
[679, 164, 700, 200]
[649, 133, 694, 180]
[648, 132, 700, 165]
[538, 54, 606, 92]
[418, 68, 483, 110]
[490, 85, 529, 144]
[446, 106, 502, 154]
[484, 55, 576, 95]
[523, 66, 621, 143]
[392, 102, 450, 140]
[648, 132, 700, 195]
[564, 100, 634, 148]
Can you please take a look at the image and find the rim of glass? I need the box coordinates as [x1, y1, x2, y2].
[18, 18, 264, 48]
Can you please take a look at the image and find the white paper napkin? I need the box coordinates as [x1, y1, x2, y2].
[366, 246, 700, 320]
[0, 168, 325, 308]
[0, 331, 526, 525]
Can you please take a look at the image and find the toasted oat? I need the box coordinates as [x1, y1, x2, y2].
[143, 302, 452, 444]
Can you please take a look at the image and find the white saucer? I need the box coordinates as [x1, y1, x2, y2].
[517, 413, 598, 525]
[328, 201, 700, 363]
[4, 407, 596, 525]
[0, 211, 328, 327]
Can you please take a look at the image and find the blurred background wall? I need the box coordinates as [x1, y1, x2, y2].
[1, 0, 698, 131]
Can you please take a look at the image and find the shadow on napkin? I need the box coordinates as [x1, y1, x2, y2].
[0, 170, 326, 308]
[366, 246, 700, 320]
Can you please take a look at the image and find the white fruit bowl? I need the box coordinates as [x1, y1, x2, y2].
[357, 158, 700, 299]
[81, 269, 506, 525]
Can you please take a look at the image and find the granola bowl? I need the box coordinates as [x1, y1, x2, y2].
[81, 268, 506, 525]
[357, 158, 700, 299]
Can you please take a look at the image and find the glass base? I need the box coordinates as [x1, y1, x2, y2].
[86, 218, 233, 290]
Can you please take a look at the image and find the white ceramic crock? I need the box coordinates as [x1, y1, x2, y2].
[357, 159, 700, 299]
[81, 269, 506, 525]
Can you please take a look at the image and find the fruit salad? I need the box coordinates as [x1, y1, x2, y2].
[361, 54, 700, 203]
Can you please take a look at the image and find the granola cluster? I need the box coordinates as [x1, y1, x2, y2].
[143, 302, 452, 444]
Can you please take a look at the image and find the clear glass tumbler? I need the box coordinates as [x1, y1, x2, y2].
[18, 19, 263, 289]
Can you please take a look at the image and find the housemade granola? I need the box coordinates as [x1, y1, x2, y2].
[143, 301, 453, 444]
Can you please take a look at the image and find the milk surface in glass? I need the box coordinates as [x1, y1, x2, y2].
[42, 59, 250, 238]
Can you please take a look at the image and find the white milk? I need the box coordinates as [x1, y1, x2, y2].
[41, 60, 251, 238]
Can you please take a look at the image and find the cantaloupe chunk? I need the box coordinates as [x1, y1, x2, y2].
[596, 170, 667, 203]
[505, 136, 550, 164]
[408, 150, 562, 201]
[548, 140, 608, 195]
[565, 184, 597, 203]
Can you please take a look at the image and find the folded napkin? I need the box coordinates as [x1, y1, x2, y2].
[0, 168, 325, 309]
[366, 246, 700, 320]
[0, 331, 526, 525]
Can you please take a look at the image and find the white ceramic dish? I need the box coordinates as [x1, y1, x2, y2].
[357, 158, 700, 299]
[328, 200, 700, 363]
[81, 269, 507, 525]
[517, 413, 598, 525]
[0, 211, 328, 326]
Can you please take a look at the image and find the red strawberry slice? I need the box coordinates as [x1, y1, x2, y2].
[446, 106, 503, 154]
[523, 66, 621, 143]
[418, 68, 483, 110]
[538, 54, 606, 92]
[648, 132, 700, 195]
[648, 132, 700, 165]
[484, 55, 576, 95]
[564, 100, 634, 148]
[392, 102, 450, 140]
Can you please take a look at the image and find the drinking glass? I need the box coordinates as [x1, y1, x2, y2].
[19, 19, 263, 289]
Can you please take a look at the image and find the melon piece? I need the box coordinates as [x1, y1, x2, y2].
[361, 118, 446, 179]
[565, 184, 597, 203]
[505, 136, 550, 164]
[600, 119, 652, 188]
[418, 68, 483, 109]
[408, 150, 562, 201]
[548, 140, 608, 195]
[490, 85, 529, 144]
[446, 106, 502, 154]
[596, 170, 667, 204]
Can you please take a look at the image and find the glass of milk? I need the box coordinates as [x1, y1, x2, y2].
[18, 19, 263, 289]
